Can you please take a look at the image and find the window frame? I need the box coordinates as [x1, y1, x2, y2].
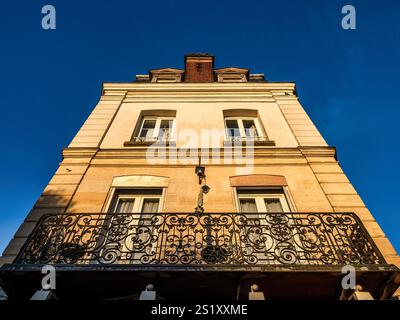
[224, 116, 263, 140]
[103, 188, 165, 214]
[112, 194, 162, 213]
[137, 116, 176, 141]
[99, 188, 164, 264]
[234, 187, 295, 213]
[237, 193, 290, 213]
[234, 188, 300, 265]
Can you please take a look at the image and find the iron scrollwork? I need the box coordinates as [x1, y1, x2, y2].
[15, 212, 385, 266]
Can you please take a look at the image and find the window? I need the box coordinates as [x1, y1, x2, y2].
[236, 188, 295, 265]
[237, 189, 291, 213]
[150, 68, 184, 83]
[217, 73, 247, 82]
[215, 68, 249, 83]
[102, 189, 163, 264]
[138, 117, 175, 142]
[110, 189, 162, 214]
[224, 117, 263, 140]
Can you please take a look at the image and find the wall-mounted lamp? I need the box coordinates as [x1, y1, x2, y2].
[194, 156, 210, 214]
[195, 184, 210, 214]
[195, 165, 206, 184]
[201, 184, 210, 194]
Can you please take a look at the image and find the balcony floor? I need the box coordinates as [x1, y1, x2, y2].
[1, 264, 399, 300]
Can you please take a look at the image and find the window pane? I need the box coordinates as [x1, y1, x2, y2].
[141, 199, 160, 213]
[158, 119, 173, 140]
[139, 120, 156, 138]
[115, 199, 135, 213]
[225, 119, 241, 137]
[243, 120, 259, 137]
[264, 198, 283, 212]
[239, 198, 258, 213]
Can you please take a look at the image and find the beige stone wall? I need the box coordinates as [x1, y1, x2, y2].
[100, 83, 300, 149]
[273, 93, 327, 146]
[66, 152, 332, 214]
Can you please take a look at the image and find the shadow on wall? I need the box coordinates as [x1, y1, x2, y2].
[0, 191, 79, 262]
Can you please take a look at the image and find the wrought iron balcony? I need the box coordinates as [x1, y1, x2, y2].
[15, 212, 385, 266]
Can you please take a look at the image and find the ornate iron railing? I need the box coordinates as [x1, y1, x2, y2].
[15, 212, 385, 266]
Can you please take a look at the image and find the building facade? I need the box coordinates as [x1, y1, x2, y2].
[0, 54, 399, 300]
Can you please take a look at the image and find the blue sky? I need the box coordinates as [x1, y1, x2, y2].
[0, 0, 399, 254]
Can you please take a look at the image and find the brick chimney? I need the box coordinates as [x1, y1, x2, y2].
[184, 53, 214, 82]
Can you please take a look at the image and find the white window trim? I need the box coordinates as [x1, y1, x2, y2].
[100, 188, 165, 264]
[138, 116, 176, 140]
[237, 193, 291, 213]
[113, 194, 162, 213]
[235, 189, 301, 264]
[224, 116, 263, 139]
[103, 188, 166, 214]
[233, 187, 295, 213]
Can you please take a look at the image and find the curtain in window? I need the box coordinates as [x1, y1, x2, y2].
[136, 199, 160, 261]
[158, 120, 173, 141]
[239, 199, 258, 213]
[141, 199, 160, 213]
[116, 199, 135, 213]
[264, 198, 283, 212]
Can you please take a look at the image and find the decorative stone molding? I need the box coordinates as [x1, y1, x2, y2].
[111, 175, 169, 188]
[149, 68, 184, 83]
[230, 174, 288, 187]
[222, 109, 258, 118]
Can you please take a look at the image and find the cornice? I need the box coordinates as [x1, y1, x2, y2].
[62, 147, 337, 160]
[62, 146, 336, 159]
[102, 82, 297, 97]
[100, 83, 297, 103]
[90, 147, 304, 160]
[299, 146, 337, 159]
[62, 147, 99, 159]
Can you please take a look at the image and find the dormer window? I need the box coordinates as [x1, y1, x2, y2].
[215, 67, 249, 83]
[149, 68, 184, 83]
